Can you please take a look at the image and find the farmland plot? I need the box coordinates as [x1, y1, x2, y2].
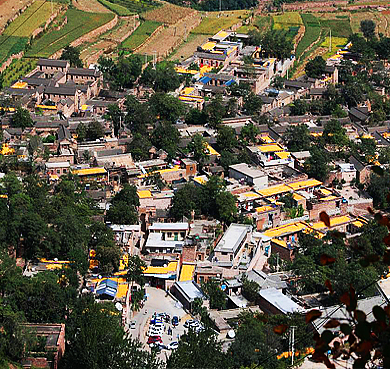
[295, 13, 321, 58]
[98, 0, 160, 14]
[26, 9, 114, 57]
[121, 20, 161, 50]
[143, 2, 195, 24]
[4, 1, 61, 37]
[73, 0, 112, 13]
[0, 0, 32, 32]
[97, 0, 133, 15]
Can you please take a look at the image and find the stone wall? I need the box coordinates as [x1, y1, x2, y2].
[0, 51, 24, 73]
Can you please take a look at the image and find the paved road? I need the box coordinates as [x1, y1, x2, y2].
[128, 287, 190, 356]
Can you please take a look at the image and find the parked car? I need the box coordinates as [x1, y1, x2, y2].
[147, 336, 162, 345]
[130, 321, 136, 329]
[172, 316, 179, 326]
[167, 341, 179, 350]
[150, 318, 164, 325]
[184, 319, 198, 328]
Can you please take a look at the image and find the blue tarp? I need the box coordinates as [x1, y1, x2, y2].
[224, 79, 235, 87]
[96, 279, 118, 299]
[199, 76, 211, 84]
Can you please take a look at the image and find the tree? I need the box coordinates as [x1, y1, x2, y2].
[76, 122, 87, 142]
[366, 171, 390, 208]
[185, 108, 209, 125]
[106, 184, 139, 225]
[85, 121, 105, 141]
[124, 97, 152, 135]
[60, 45, 83, 68]
[187, 134, 209, 164]
[323, 119, 349, 148]
[169, 183, 203, 220]
[151, 121, 180, 158]
[10, 107, 33, 129]
[243, 92, 263, 116]
[216, 191, 237, 224]
[89, 221, 120, 275]
[127, 255, 147, 311]
[205, 94, 226, 129]
[305, 56, 326, 79]
[283, 124, 311, 151]
[62, 296, 161, 369]
[106, 104, 123, 137]
[241, 274, 259, 302]
[289, 99, 308, 116]
[201, 278, 227, 310]
[166, 328, 229, 369]
[140, 61, 181, 92]
[216, 126, 237, 150]
[240, 122, 259, 145]
[304, 147, 331, 181]
[360, 19, 376, 39]
[126, 133, 152, 161]
[148, 92, 185, 123]
[0, 72, 3, 90]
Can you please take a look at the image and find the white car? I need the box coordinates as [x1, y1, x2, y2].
[184, 319, 198, 328]
[167, 341, 179, 350]
[130, 321, 136, 329]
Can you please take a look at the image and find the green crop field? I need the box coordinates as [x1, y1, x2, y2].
[0, 36, 28, 65]
[121, 20, 161, 50]
[4, 1, 61, 37]
[191, 10, 249, 35]
[295, 13, 321, 58]
[254, 15, 272, 33]
[2, 58, 37, 87]
[99, 0, 159, 14]
[319, 18, 352, 38]
[273, 12, 302, 30]
[26, 9, 114, 57]
[98, 0, 133, 15]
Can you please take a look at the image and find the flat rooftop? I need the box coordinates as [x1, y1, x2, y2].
[214, 223, 251, 254]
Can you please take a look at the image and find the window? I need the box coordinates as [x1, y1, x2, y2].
[63, 169, 67, 173]
[230, 255, 233, 261]
[167, 232, 172, 238]
[57, 170, 60, 174]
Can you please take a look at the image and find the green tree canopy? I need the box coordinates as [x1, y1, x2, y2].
[60, 45, 83, 68]
[283, 124, 311, 152]
[140, 61, 181, 92]
[360, 19, 376, 39]
[305, 56, 326, 79]
[106, 184, 139, 225]
[10, 107, 33, 129]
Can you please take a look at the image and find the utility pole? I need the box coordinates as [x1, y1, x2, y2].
[276, 253, 280, 272]
[290, 326, 297, 366]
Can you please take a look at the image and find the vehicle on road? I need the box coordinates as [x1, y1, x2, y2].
[167, 341, 179, 350]
[147, 335, 162, 345]
[130, 321, 136, 329]
[172, 316, 179, 326]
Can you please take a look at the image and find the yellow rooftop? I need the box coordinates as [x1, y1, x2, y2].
[260, 135, 275, 144]
[263, 222, 308, 238]
[311, 215, 352, 230]
[12, 81, 28, 89]
[215, 30, 229, 38]
[137, 190, 152, 199]
[257, 144, 284, 153]
[287, 179, 322, 191]
[193, 176, 208, 185]
[257, 184, 291, 197]
[275, 151, 290, 160]
[179, 264, 195, 282]
[138, 165, 181, 179]
[201, 41, 217, 51]
[181, 87, 195, 95]
[72, 167, 107, 176]
[143, 261, 178, 275]
[256, 205, 275, 213]
[205, 143, 220, 157]
[293, 193, 305, 201]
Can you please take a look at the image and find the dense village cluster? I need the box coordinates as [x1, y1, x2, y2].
[2, 15, 390, 369]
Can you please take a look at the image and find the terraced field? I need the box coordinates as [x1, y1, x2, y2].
[168, 33, 211, 61]
[0, 0, 32, 31]
[142, 2, 195, 24]
[295, 13, 321, 58]
[97, 0, 160, 14]
[97, 0, 132, 15]
[191, 10, 249, 34]
[121, 20, 161, 50]
[73, 0, 112, 13]
[0, 36, 28, 65]
[4, 1, 61, 37]
[25, 8, 114, 57]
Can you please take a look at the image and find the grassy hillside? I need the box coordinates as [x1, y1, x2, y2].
[120, 20, 161, 50]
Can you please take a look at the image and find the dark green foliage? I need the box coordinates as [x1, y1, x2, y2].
[148, 92, 185, 123]
[60, 45, 83, 68]
[106, 104, 123, 137]
[140, 61, 181, 92]
[243, 92, 263, 116]
[151, 121, 180, 158]
[76, 121, 105, 142]
[304, 147, 331, 181]
[98, 54, 143, 90]
[216, 126, 237, 151]
[166, 328, 229, 369]
[283, 124, 311, 151]
[205, 94, 226, 129]
[10, 107, 34, 129]
[289, 99, 308, 116]
[241, 275, 259, 302]
[185, 108, 209, 125]
[248, 30, 293, 59]
[201, 278, 227, 310]
[169, 183, 204, 220]
[305, 55, 326, 79]
[187, 134, 208, 164]
[366, 171, 390, 209]
[105, 184, 139, 225]
[360, 19, 376, 39]
[126, 133, 152, 161]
